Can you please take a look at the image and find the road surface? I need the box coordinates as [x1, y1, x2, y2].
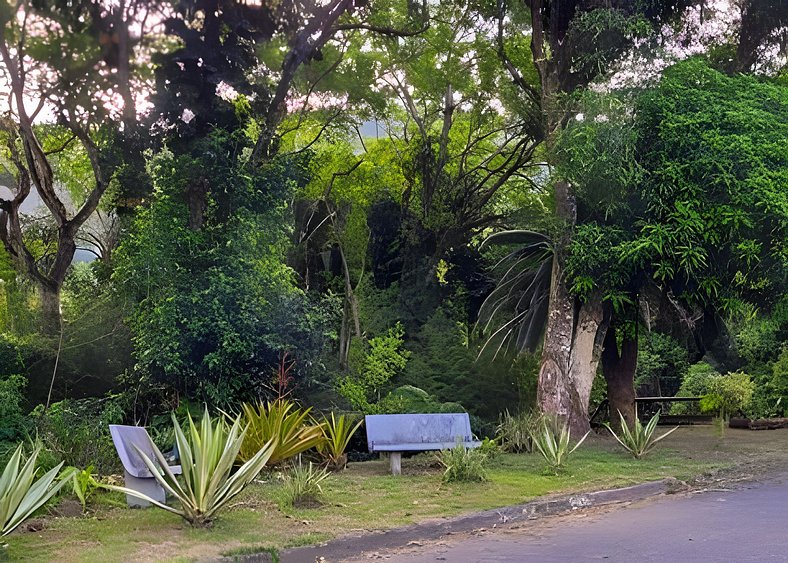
[351, 475, 788, 562]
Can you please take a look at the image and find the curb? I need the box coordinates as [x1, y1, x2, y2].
[270, 478, 680, 563]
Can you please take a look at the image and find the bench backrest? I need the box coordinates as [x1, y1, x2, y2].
[365, 413, 476, 452]
[109, 424, 163, 478]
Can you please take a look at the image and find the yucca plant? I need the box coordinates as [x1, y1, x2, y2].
[1, 445, 73, 536]
[605, 411, 679, 459]
[238, 399, 324, 466]
[530, 416, 588, 473]
[316, 413, 363, 470]
[496, 410, 537, 453]
[281, 461, 331, 508]
[107, 409, 274, 527]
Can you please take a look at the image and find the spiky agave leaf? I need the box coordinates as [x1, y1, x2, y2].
[605, 411, 679, 459]
[0, 445, 73, 536]
[106, 409, 274, 526]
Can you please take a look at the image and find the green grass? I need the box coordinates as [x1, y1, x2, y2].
[6, 427, 787, 562]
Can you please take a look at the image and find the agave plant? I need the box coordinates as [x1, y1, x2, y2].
[605, 411, 679, 459]
[238, 399, 324, 466]
[107, 410, 274, 527]
[530, 416, 589, 473]
[316, 413, 363, 470]
[281, 461, 331, 507]
[1, 445, 73, 536]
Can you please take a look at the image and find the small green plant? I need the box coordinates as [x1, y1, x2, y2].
[316, 413, 363, 471]
[496, 410, 537, 453]
[0, 444, 73, 536]
[107, 409, 274, 527]
[605, 411, 678, 459]
[478, 437, 501, 460]
[70, 465, 99, 512]
[437, 444, 488, 483]
[239, 399, 325, 466]
[530, 416, 588, 473]
[281, 461, 330, 507]
[699, 371, 755, 436]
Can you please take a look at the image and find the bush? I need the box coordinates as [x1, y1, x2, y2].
[671, 362, 721, 415]
[496, 410, 537, 453]
[699, 371, 755, 419]
[316, 413, 363, 471]
[239, 399, 324, 466]
[31, 398, 123, 474]
[438, 444, 488, 483]
[0, 374, 28, 442]
[281, 461, 330, 507]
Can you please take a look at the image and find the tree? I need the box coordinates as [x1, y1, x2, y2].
[0, 1, 155, 331]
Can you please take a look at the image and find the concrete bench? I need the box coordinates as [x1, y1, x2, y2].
[365, 413, 481, 475]
[109, 424, 182, 507]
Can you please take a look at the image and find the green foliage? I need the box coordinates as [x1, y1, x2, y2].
[238, 400, 325, 466]
[605, 411, 678, 459]
[280, 462, 331, 507]
[0, 375, 27, 442]
[0, 444, 73, 536]
[496, 410, 537, 453]
[336, 323, 410, 413]
[438, 444, 488, 484]
[114, 145, 336, 406]
[107, 410, 274, 527]
[699, 372, 755, 419]
[31, 398, 123, 474]
[635, 333, 689, 397]
[671, 362, 721, 415]
[69, 465, 99, 512]
[530, 416, 589, 474]
[316, 413, 364, 470]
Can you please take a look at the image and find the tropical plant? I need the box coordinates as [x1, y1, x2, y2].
[280, 461, 331, 507]
[530, 416, 589, 473]
[107, 409, 274, 527]
[496, 410, 538, 453]
[476, 231, 553, 359]
[0, 445, 73, 536]
[438, 444, 488, 483]
[238, 400, 324, 466]
[605, 411, 678, 459]
[316, 413, 363, 471]
[70, 465, 99, 512]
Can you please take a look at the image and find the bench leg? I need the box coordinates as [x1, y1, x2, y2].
[389, 452, 402, 476]
[123, 470, 166, 508]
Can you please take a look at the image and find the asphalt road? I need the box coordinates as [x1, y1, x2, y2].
[368, 475, 788, 562]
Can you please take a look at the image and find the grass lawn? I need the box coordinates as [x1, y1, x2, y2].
[7, 427, 788, 562]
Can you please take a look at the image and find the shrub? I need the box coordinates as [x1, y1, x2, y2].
[239, 399, 324, 466]
[30, 398, 123, 474]
[605, 411, 678, 459]
[281, 461, 330, 507]
[671, 362, 721, 415]
[70, 466, 99, 512]
[496, 410, 537, 453]
[108, 409, 274, 527]
[438, 444, 488, 483]
[316, 413, 363, 471]
[0, 374, 28, 442]
[0, 444, 73, 536]
[530, 416, 588, 473]
[699, 371, 755, 419]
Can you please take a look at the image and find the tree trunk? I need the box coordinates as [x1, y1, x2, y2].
[602, 328, 638, 431]
[39, 283, 62, 335]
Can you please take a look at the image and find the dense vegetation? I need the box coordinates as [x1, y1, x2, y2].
[0, 0, 785, 495]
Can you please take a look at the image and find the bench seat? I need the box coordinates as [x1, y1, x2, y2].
[365, 413, 481, 474]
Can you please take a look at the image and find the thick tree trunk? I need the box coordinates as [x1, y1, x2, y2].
[39, 283, 62, 335]
[602, 328, 638, 431]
